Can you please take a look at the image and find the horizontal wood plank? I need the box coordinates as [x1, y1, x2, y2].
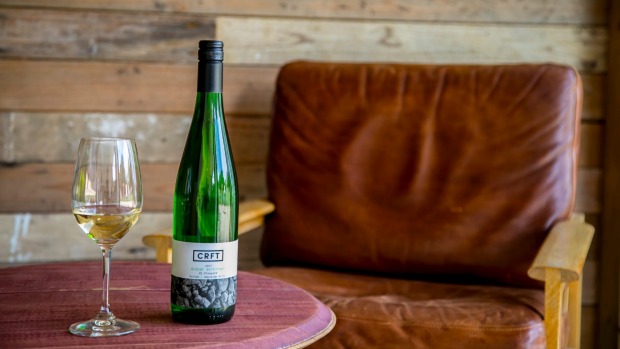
[217, 17, 608, 73]
[2, 8, 605, 66]
[0, 163, 267, 212]
[0, 111, 599, 167]
[585, 214, 600, 261]
[577, 168, 602, 214]
[583, 260, 598, 306]
[0, 0, 606, 25]
[0, 163, 600, 214]
[0, 60, 604, 120]
[582, 305, 598, 349]
[580, 123, 603, 168]
[0, 212, 263, 270]
[0, 112, 271, 164]
[0, 8, 215, 63]
[0, 60, 277, 115]
[582, 74, 605, 123]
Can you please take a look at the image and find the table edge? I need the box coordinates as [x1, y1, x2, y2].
[285, 309, 336, 349]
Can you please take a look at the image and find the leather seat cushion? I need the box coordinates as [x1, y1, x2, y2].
[254, 267, 546, 349]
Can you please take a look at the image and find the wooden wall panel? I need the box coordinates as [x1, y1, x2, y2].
[580, 123, 603, 168]
[0, 163, 266, 212]
[217, 17, 607, 72]
[600, 0, 620, 347]
[0, 8, 607, 71]
[0, 61, 604, 120]
[0, 111, 598, 167]
[0, 213, 165, 263]
[0, 112, 270, 164]
[0, 0, 606, 25]
[582, 305, 598, 349]
[0, 8, 215, 63]
[0, 60, 277, 114]
[583, 74, 605, 121]
[0, 212, 263, 270]
[0, 2, 607, 346]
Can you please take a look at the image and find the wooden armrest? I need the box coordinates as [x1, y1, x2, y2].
[528, 213, 595, 282]
[238, 199, 275, 235]
[142, 234, 172, 264]
[142, 199, 275, 263]
[528, 213, 595, 349]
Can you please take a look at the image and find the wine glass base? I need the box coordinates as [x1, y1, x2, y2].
[69, 318, 140, 337]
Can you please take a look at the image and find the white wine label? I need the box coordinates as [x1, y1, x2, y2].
[172, 240, 238, 280]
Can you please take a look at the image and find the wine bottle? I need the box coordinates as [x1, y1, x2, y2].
[171, 40, 239, 324]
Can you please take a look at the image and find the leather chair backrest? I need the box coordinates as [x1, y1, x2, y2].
[261, 62, 582, 288]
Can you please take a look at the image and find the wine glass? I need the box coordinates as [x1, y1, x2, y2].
[69, 137, 142, 337]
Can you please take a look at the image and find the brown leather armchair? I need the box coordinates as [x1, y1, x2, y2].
[145, 62, 594, 349]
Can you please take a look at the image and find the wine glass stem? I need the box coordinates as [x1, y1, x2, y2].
[100, 248, 113, 318]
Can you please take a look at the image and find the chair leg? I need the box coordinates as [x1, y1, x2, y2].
[545, 270, 564, 349]
[567, 279, 583, 349]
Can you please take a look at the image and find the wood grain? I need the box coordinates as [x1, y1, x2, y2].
[0, 111, 599, 167]
[0, 112, 271, 164]
[528, 217, 595, 283]
[582, 261, 597, 306]
[580, 123, 603, 168]
[600, 0, 620, 347]
[544, 270, 563, 349]
[217, 17, 608, 73]
[1, 8, 604, 67]
[0, 163, 267, 212]
[0, 60, 278, 114]
[0, 61, 605, 120]
[581, 305, 598, 349]
[577, 168, 602, 214]
[0, 163, 600, 214]
[0, 212, 169, 263]
[569, 279, 584, 348]
[0, 212, 267, 270]
[582, 74, 605, 122]
[0, 0, 605, 343]
[0, 263, 336, 349]
[0, 0, 606, 25]
[0, 7, 215, 63]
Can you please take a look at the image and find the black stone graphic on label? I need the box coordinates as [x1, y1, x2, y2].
[171, 275, 237, 309]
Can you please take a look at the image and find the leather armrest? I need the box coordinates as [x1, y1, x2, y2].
[528, 213, 595, 283]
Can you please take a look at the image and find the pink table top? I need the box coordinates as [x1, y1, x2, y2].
[0, 261, 335, 349]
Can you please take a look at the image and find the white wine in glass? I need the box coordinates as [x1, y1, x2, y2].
[69, 137, 142, 337]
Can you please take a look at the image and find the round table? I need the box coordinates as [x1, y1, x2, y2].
[0, 261, 335, 348]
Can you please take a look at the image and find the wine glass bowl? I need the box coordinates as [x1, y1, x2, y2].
[69, 137, 142, 337]
[73, 205, 141, 248]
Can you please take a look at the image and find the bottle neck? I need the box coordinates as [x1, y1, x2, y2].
[197, 61, 223, 93]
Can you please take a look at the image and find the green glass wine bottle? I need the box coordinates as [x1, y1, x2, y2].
[171, 40, 239, 324]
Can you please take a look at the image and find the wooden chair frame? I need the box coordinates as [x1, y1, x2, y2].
[144, 205, 594, 349]
[528, 213, 595, 349]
